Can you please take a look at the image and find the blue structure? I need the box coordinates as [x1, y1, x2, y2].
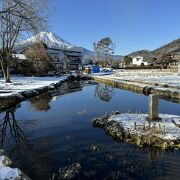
[92, 65, 100, 73]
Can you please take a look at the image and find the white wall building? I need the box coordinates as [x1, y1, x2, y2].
[132, 56, 148, 66]
[12, 54, 27, 60]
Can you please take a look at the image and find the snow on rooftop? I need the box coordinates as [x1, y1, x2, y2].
[13, 53, 27, 60]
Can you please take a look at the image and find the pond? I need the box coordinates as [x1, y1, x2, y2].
[0, 81, 180, 180]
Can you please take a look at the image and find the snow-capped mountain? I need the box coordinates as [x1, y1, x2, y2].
[14, 32, 75, 51]
[14, 31, 123, 63]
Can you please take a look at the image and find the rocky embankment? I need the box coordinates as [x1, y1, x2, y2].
[0, 80, 66, 111]
[92, 112, 180, 150]
[0, 75, 92, 111]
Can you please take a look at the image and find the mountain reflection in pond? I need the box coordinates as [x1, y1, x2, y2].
[0, 82, 180, 180]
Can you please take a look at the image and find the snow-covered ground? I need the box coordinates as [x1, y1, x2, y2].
[109, 113, 180, 141]
[0, 155, 24, 180]
[93, 70, 180, 100]
[0, 76, 67, 97]
[106, 70, 180, 88]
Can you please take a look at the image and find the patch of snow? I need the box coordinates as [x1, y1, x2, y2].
[0, 166, 22, 180]
[12, 53, 27, 60]
[109, 113, 180, 140]
[94, 70, 180, 98]
[0, 76, 67, 97]
[109, 70, 180, 88]
[0, 155, 22, 180]
[92, 72, 113, 76]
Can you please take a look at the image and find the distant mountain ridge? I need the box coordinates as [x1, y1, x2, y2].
[128, 38, 180, 61]
[14, 32, 123, 63]
[81, 48, 123, 62]
[153, 38, 180, 57]
[15, 32, 179, 63]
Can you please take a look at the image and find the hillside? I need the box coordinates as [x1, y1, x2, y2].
[128, 38, 180, 61]
[81, 48, 122, 63]
[153, 38, 180, 58]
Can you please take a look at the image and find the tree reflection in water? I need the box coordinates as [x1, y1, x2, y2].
[0, 110, 26, 146]
[95, 84, 114, 102]
[29, 93, 52, 112]
[0, 108, 53, 178]
[0, 108, 33, 168]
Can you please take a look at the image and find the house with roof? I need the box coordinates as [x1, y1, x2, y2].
[132, 56, 149, 66]
[170, 49, 180, 64]
[13, 32, 82, 74]
[14, 44, 82, 74]
[46, 46, 82, 73]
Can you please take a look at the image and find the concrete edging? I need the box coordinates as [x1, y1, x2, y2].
[93, 76, 180, 103]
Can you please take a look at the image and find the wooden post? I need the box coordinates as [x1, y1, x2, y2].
[149, 94, 159, 120]
[178, 63, 180, 75]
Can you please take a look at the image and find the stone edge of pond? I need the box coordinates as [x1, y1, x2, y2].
[0, 78, 69, 111]
[93, 76, 180, 103]
[0, 150, 31, 180]
[92, 112, 180, 150]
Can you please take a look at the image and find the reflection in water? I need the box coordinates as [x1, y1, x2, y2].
[0, 108, 33, 167]
[29, 93, 52, 112]
[148, 147, 165, 160]
[95, 84, 114, 102]
[0, 83, 179, 179]
[0, 108, 54, 177]
[50, 81, 82, 97]
[0, 108, 29, 147]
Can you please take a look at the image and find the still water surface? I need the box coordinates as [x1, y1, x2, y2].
[0, 82, 180, 180]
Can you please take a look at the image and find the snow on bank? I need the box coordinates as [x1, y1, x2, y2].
[94, 75, 180, 97]
[107, 70, 180, 88]
[93, 70, 180, 100]
[109, 113, 180, 141]
[0, 155, 23, 180]
[0, 76, 67, 97]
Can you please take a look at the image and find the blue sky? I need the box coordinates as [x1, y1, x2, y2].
[49, 0, 180, 55]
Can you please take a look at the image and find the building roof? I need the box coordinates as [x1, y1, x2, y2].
[132, 56, 143, 58]
[13, 54, 27, 60]
[64, 52, 82, 57]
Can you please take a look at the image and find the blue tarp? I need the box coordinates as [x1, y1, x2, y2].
[92, 65, 100, 73]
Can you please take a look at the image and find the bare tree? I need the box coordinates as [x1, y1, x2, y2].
[93, 42, 100, 62]
[0, 0, 49, 82]
[24, 43, 52, 75]
[25, 43, 50, 61]
[93, 37, 115, 66]
[98, 37, 115, 63]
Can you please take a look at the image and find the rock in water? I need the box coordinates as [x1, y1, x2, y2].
[92, 113, 110, 127]
[59, 163, 81, 179]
